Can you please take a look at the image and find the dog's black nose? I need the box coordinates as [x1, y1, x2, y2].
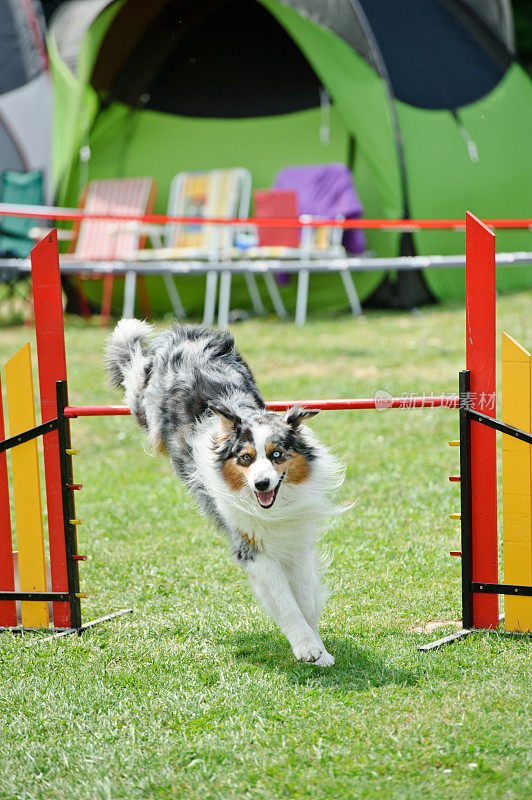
[254, 479, 270, 492]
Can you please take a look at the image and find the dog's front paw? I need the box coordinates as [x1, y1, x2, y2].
[314, 650, 335, 667]
[291, 632, 325, 664]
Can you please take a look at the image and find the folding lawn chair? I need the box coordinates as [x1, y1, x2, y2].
[61, 177, 159, 325]
[0, 169, 44, 258]
[0, 170, 43, 321]
[273, 164, 365, 323]
[135, 168, 286, 325]
[239, 164, 366, 323]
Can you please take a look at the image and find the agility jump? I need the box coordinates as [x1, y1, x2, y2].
[1, 218, 531, 643]
[0, 232, 130, 637]
[422, 213, 532, 648]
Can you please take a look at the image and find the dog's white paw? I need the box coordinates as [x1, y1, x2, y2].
[291, 632, 325, 664]
[314, 650, 335, 667]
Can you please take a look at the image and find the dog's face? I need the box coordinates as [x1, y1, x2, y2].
[211, 404, 318, 508]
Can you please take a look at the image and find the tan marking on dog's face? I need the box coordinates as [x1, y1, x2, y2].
[222, 460, 246, 491]
[222, 446, 256, 491]
[265, 442, 288, 475]
[285, 451, 311, 484]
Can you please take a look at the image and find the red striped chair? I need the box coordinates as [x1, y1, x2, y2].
[64, 177, 157, 325]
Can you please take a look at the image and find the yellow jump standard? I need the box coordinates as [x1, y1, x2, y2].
[502, 333, 532, 632]
[5, 344, 49, 628]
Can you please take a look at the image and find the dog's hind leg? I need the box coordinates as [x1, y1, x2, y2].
[244, 554, 332, 666]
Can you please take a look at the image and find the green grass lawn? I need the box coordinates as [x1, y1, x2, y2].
[0, 292, 531, 800]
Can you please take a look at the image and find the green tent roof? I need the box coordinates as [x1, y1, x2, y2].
[49, 0, 532, 307]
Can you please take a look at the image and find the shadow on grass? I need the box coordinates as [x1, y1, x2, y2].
[222, 631, 420, 691]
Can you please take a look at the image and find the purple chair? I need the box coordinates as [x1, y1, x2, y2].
[273, 164, 366, 322]
[274, 163, 366, 254]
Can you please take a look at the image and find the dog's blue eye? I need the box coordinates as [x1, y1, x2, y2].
[272, 450, 284, 461]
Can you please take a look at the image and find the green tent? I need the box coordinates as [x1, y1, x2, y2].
[48, 0, 532, 309]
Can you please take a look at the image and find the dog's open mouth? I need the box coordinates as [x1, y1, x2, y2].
[255, 475, 284, 508]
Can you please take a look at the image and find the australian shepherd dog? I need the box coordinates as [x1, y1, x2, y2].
[105, 320, 345, 666]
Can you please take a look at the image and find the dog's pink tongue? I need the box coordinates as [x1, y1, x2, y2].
[258, 489, 274, 506]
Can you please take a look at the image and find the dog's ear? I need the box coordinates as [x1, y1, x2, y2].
[283, 404, 320, 429]
[208, 402, 242, 435]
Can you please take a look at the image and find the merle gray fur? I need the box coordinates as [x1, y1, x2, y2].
[105, 321, 316, 561]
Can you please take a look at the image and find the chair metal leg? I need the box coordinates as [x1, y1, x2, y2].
[123, 271, 137, 319]
[295, 269, 309, 325]
[340, 269, 362, 316]
[137, 276, 151, 319]
[74, 278, 91, 320]
[100, 274, 114, 327]
[162, 273, 186, 318]
[218, 271, 232, 328]
[244, 273, 265, 316]
[25, 282, 34, 327]
[264, 273, 288, 319]
[203, 271, 218, 327]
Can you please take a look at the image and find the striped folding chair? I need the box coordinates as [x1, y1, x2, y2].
[136, 168, 286, 326]
[65, 177, 158, 325]
[163, 169, 248, 254]
[164, 168, 269, 325]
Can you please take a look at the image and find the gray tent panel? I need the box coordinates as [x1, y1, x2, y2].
[0, 118, 25, 171]
[0, 0, 52, 197]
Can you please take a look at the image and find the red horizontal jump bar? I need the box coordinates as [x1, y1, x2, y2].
[0, 203, 530, 230]
[63, 396, 459, 417]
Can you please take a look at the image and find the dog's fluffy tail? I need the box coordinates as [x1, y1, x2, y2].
[105, 318, 153, 389]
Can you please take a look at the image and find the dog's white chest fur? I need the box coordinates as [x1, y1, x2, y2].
[192, 424, 338, 560]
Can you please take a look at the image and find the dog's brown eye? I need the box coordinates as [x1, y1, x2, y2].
[238, 453, 253, 466]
